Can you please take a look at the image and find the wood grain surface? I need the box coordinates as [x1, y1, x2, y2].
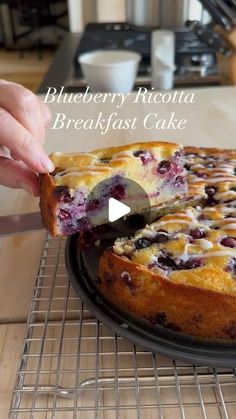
[0, 324, 25, 417]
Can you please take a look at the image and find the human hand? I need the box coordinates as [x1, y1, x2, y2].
[0, 80, 54, 196]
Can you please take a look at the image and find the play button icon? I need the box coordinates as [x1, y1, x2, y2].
[85, 176, 151, 236]
[108, 198, 131, 223]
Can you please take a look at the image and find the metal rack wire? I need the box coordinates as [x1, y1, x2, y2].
[9, 235, 236, 418]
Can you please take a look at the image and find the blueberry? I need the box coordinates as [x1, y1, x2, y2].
[198, 213, 210, 222]
[231, 187, 236, 192]
[174, 151, 182, 159]
[205, 186, 217, 205]
[223, 322, 236, 339]
[133, 150, 152, 164]
[157, 255, 202, 271]
[184, 163, 191, 171]
[179, 258, 202, 270]
[135, 238, 152, 250]
[133, 150, 144, 158]
[121, 271, 136, 293]
[109, 184, 125, 200]
[54, 186, 72, 203]
[174, 175, 185, 187]
[227, 258, 236, 274]
[100, 157, 110, 163]
[196, 172, 208, 179]
[190, 228, 205, 239]
[86, 199, 101, 212]
[148, 261, 158, 270]
[157, 160, 171, 175]
[205, 186, 216, 197]
[220, 237, 236, 248]
[155, 312, 167, 326]
[157, 256, 178, 270]
[121, 271, 132, 284]
[58, 209, 71, 220]
[154, 231, 169, 244]
[141, 153, 153, 165]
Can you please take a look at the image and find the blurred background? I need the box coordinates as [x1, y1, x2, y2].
[0, 0, 236, 93]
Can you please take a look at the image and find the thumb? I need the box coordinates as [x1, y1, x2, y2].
[0, 157, 39, 196]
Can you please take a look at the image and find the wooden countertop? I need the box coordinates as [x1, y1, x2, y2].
[0, 323, 26, 417]
[1, 87, 236, 415]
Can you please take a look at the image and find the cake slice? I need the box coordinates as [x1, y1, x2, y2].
[98, 200, 236, 342]
[40, 142, 189, 237]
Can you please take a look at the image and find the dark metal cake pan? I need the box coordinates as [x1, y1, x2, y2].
[65, 234, 236, 368]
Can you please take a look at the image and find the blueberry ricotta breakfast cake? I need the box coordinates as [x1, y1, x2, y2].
[40, 142, 188, 236]
[40, 141, 236, 341]
[98, 146, 236, 342]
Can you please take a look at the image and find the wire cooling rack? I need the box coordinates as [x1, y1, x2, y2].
[9, 236, 236, 419]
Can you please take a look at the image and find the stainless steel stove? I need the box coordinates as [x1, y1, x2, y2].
[65, 22, 221, 92]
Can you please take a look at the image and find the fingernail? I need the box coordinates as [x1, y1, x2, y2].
[20, 183, 35, 196]
[40, 156, 55, 173]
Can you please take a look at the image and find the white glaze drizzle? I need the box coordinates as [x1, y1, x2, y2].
[55, 169, 109, 179]
[203, 207, 217, 212]
[196, 239, 213, 250]
[82, 165, 111, 171]
[190, 164, 204, 169]
[220, 205, 236, 213]
[199, 250, 236, 258]
[207, 170, 233, 176]
[206, 177, 235, 184]
[55, 165, 112, 178]
[214, 191, 236, 200]
[220, 223, 236, 230]
[154, 219, 198, 228]
[214, 218, 236, 224]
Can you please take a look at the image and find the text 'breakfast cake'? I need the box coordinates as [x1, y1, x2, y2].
[40, 142, 189, 237]
[98, 146, 236, 342]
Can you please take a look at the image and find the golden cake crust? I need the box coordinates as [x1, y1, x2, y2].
[98, 250, 236, 342]
[39, 173, 59, 236]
